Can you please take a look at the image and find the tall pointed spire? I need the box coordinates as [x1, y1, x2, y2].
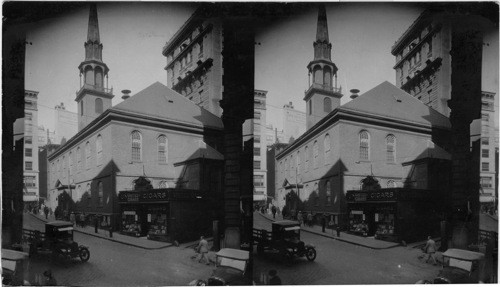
[87, 3, 100, 43]
[316, 4, 329, 43]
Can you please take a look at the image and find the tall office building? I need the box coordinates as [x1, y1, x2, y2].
[283, 102, 306, 144]
[253, 90, 268, 202]
[24, 90, 40, 208]
[54, 103, 78, 144]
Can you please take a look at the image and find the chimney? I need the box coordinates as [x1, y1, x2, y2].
[121, 89, 131, 100]
[350, 89, 360, 100]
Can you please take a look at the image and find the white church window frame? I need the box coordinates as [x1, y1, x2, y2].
[131, 131, 142, 162]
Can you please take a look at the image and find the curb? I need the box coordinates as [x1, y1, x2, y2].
[257, 213, 400, 250]
[28, 213, 173, 250]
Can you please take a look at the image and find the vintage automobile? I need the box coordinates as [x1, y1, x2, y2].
[189, 248, 251, 286]
[253, 220, 316, 263]
[23, 221, 90, 262]
[418, 248, 486, 284]
[2, 249, 30, 286]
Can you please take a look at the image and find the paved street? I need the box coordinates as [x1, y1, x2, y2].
[22, 214, 213, 286]
[253, 212, 440, 285]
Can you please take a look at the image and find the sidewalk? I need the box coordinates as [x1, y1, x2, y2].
[258, 212, 400, 250]
[28, 212, 173, 250]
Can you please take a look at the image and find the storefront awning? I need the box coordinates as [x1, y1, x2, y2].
[480, 194, 495, 203]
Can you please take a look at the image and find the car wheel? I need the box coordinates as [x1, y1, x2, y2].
[305, 247, 316, 261]
[79, 247, 90, 262]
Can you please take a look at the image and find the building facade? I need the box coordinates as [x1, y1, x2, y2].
[274, 6, 451, 226]
[47, 5, 224, 243]
[253, 90, 268, 202]
[480, 91, 497, 207]
[24, 90, 40, 208]
[282, 102, 306, 144]
[38, 143, 60, 202]
[54, 102, 78, 144]
[265, 124, 285, 145]
[37, 125, 56, 146]
[163, 8, 223, 117]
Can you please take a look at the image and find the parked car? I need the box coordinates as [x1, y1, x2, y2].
[418, 248, 485, 284]
[253, 220, 316, 263]
[189, 248, 251, 286]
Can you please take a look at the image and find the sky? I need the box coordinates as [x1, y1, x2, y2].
[25, 2, 197, 132]
[255, 2, 499, 132]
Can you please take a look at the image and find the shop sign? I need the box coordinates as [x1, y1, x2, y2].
[119, 192, 139, 202]
[369, 191, 395, 201]
[353, 193, 368, 202]
[141, 190, 168, 201]
[123, 211, 136, 215]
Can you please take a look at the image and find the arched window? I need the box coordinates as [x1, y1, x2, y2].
[313, 140, 319, 168]
[296, 151, 301, 173]
[94, 67, 103, 87]
[324, 97, 332, 113]
[314, 182, 319, 206]
[98, 181, 103, 206]
[131, 131, 142, 162]
[326, 180, 331, 205]
[158, 181, 168, 188]
[386, 135, 396, 163]
[84, 66, 94, 85]
[157, 135, 167, 163]
[85, 141, 91, 169]
[77, 147, 81, 171]
[87, 183, 91, 207]
[284, 158, 288, 179]
[95, 98, 103, 114]
[387, 180, 396, 188]
[69, 152, 73, 176]
[96, 135, 103, 166]
[324, 134, 331, 164]
[304, 146, 309, 171]
[323, 66, 332, 87]
[359, 131, 370, 161]
[313, 66, 322, 84]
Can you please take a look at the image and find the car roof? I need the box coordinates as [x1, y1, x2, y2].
[216, 248, 249, 260]
[442, 248, 485, 261]
[272, 220, 300, 227]
[46, 220, 73, 227]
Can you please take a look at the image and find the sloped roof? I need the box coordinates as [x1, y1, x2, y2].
[113, 82, 223, 129]
[341, 81, 450, 129]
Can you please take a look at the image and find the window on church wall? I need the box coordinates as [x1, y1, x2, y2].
[309, 101, 312, 115]
[324, 134, 331, 164]
[304, 146, 309, 171]
[98, 181, 103, 206]
[386, 135, 396, 163]
[313, 140, 319, 168]
[87, 183, 91, 207]
[80, 101, 84, 116]
[69, 152, 73, 176]
[323, 98, 332, 113]
[85, 141, 91, 170]
[427, 40, 432, 56]
[131, 131, 142, 162]
[326, 180, 331, 205]
[359, 131, 370, 161]
[77, 147, 82, 171]
[284, 158, 288, 179]
[313, 66, 322, 85]
[157, 135, 168, 164]
[94, 67, 103, 88]
[96, 135, 103, 166]
[314, 182, 319, 206]
[296, 151, 301, 174]
[95, 98, 103, 114]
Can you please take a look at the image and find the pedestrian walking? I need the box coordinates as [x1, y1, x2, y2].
[307, 212, 313, 227]
[336, 224, 341, 237]
[268, 269, 281, 285]
[44, 206, 49, 220]
[70, 212, 76, 226]
[197, 236, 210, 265]
[80, 212, 86, 227]
[297, 212, 303, 226]
[424, 236, 438, 265]
[271, 205, 277, 219]
[321, 214, 326, 233]
[328, 217, 334, 234]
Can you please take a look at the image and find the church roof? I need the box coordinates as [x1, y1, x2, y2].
[112, 82, 223, 130]
[340, 81, 450, 129]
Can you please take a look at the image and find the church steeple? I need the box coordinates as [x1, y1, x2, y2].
[76, 3, 113, 131]
[304, 4, 342, 130]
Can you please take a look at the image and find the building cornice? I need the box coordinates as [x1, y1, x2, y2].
[391, 10, 433, 54]
[164, 23, 213, 68]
